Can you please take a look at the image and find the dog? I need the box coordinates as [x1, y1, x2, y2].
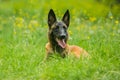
[45, 9, 89, 60]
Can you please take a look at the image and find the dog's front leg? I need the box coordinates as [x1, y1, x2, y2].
[44, 43, 53, 61]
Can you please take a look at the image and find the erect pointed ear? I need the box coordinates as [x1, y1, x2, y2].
[62, 10, 70, 27]
[48, 9, 57, 28]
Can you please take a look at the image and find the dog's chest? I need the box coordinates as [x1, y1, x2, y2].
[55, 46, 64, 53]
[53, 45, 67, 58]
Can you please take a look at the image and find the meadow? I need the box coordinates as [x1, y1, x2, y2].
[0, 0, 120, 80]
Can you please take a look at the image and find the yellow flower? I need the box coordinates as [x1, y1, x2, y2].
[110, 16, 113, 19]
[115, 20, 119, 24]
[28, 23, 34, 31]
[14, 17, 24, 28]
[87, 36, 90, 39]
[14, 31, 16, 35]
[28, 20, 39, 32]
[89, 17, 96, 22]
[68, 30, 73, 35]
[16, 17, 24, 22]
[45, 25, 48, 28]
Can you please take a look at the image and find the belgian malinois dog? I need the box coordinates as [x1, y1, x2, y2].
[45, 9, 89, 59]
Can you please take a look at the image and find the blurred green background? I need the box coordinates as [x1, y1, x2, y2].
[0, 0, 120, 80]
[0, 0, 120, 18]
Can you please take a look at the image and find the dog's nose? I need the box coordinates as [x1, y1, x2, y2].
[60, 34, 66, 39]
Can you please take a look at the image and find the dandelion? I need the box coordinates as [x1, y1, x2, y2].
[30, 20, 39, 27]
[110, 16, 113, 19]
[17, 17, 24, 22]
[68, 30, 73, 35]
[89, 17, 96, 22]
[45, 25, 48, 28]
[28, 23, 34, 32]
[87, 36, 90, 40]
[115, 20, 119, 24]
[28, 20, 39, 32]
[14, 17, 24, 28]
[13, 31, 16, 35]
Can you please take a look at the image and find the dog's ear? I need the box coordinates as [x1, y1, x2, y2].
[48, 9, 56, 28]
[62, 10, 70, 27]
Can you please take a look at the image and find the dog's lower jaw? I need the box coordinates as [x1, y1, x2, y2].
[56, 38, 66, 48]
[50, 41, 67, 58]
[52, 44, 67, 58]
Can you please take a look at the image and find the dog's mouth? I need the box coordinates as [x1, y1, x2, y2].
[56, 38, 66, 48]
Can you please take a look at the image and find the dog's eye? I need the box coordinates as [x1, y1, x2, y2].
[55, 27, 59, 29]
[54, 26, 59, 29]
[53, 27, 59, 32]
[63, 26, 67, 29]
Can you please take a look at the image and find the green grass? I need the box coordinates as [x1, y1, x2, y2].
[0, 0, 120, 80]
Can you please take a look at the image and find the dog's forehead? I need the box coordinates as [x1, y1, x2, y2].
[56, 21, 64, 26]
[51, 21, 67, 29]
[56, 21, 67, 27]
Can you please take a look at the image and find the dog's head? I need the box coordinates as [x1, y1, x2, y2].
[48, 9, 70, 48]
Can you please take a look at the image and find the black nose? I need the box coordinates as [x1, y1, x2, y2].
[60, 34, 66, 39]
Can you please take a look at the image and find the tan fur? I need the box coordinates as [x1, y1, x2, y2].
[45, 9, 89, 60]
[45, 42, 89, 59]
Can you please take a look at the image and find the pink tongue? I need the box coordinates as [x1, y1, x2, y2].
[57, 39, 66, 48]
